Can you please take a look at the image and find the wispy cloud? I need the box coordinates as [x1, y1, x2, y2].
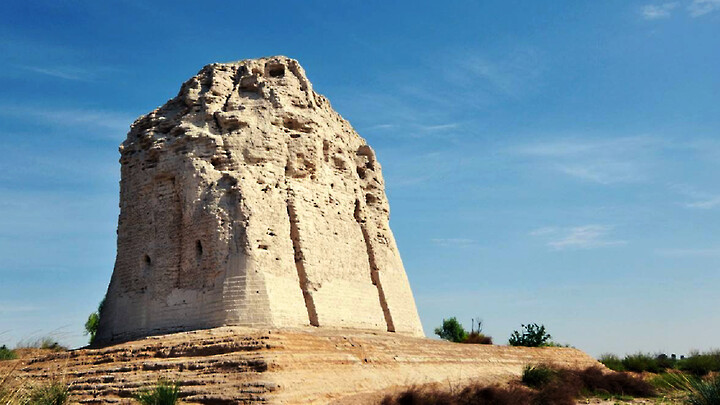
[530, 225, 627, 250]
[431, 238, 477, 248]
[641, 0, 720, 19]
[444, 47, 543, 100]
[512, 136, 661, 184]
[416, 123, 460, 132]
[685, 196, 720, 209]
[656, 247, 720, 256]
[0, 303, 41, 314]
[641, 2, 679, 19]
[0, 105, 134, 134]
[19, 65, 95, 81]
[670, 184, 720, 209]
[688, 0, 720, 16]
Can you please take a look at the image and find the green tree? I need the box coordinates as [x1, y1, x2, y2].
[508, 323, 551, 347]
[84, 298, 105, 344]
[434, 317, 468, 343]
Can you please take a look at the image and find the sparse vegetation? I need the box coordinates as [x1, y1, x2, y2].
[0, 345, 16, 361]
[600, 350, 720, 377]
[134, 379, 181, 405]
[508, 323, 551, 347]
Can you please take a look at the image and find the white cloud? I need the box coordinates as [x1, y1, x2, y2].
[641, 2, 679, 19]
[688, 0, 720, 16]
[530, 225, 627, 250]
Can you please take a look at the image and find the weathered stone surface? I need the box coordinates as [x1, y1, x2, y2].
[96, 56, 423, 343]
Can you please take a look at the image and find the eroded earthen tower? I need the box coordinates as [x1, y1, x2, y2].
[96, 56, 423, 343]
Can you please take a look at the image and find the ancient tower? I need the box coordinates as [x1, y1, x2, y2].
[96, 56, 424, 343]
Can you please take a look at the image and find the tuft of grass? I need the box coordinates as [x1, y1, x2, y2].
[25, 382, 69, 405]
[0, 345, 17, 361]
[686, 375, 720, 405]
[134, 379, 181, 405]
[521, 364, 556, 389]
[650, 371, 696, 393]
[16, 337, 67, 352]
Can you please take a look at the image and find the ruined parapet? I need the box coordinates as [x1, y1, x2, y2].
[96, 56, 424, 343]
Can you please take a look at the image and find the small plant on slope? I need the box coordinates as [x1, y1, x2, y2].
[0, 345, 16, 361]
[508, 323, 551, 347]
[134, 379, 180, 405]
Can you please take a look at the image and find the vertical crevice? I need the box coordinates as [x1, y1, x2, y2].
[287, 197, 319, 327]
[354, 199, 395, 332]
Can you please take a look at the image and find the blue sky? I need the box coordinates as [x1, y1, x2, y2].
[0, 1, 718, 357]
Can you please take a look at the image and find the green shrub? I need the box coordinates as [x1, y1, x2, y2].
[434, 317, 468, 343]
[0, 345, 16, 361]
[508, 323, 551, 347]
[85, 298, 105, 344]
[599, 353, 625, 371]
[621, 352, 666, 373]
[686, 375, 720, 405]
[134, 379, 180, 405]
[521, 364, 556, 388]
[24, 382, 69, 405]
[679, 351, 720, 376]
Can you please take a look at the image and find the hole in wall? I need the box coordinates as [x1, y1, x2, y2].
[196, 240, 203, 260]
[267, 64, 285, 78]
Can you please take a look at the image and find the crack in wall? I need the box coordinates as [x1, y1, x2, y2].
[354, 200, 395, 332]
[286, 195, 320, 327]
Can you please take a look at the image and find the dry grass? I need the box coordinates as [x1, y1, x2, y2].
[381, 365, 656, 405]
